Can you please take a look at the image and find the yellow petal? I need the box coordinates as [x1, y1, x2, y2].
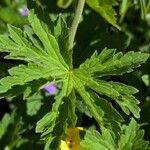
[60, 127, 86, 150]
[60, 140, 70, 150]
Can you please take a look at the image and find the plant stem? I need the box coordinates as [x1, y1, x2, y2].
[69, 0, 85, 50]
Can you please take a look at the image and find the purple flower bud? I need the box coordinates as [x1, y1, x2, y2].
[43, 83, 58, 95]
[19, 6, 29, 16]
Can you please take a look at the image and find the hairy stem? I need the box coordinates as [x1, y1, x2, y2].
[69, 0, 85, 50]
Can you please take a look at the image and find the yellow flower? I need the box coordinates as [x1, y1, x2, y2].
[60, 127, 86, 150]
[60, 140, 70, 150]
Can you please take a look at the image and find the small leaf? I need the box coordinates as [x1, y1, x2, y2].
[118, 118, 149, 150]
[86, 0, 120, 29]
[142, 74, 150, 86]
[81, 128, 117, 150]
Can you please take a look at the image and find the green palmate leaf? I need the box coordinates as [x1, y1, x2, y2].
[0, 10, 70, 96]
[81, 128, 117, 150]
[80, 48, 149, 77]
[86, 0, 120, 29]
[0, 9, 73, 148]
[118, 118, 149, 150]
[71, 46, 148, 135]
[57, 0, 73, 8]
[81, 119, 149, 150]
[0, 6, 149, 149]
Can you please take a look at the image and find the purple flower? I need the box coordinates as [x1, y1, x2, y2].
[43, 83, 58, 95]
[19, 6, 29, 16]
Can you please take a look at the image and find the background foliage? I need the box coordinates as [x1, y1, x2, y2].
[0, 0, 150, 149]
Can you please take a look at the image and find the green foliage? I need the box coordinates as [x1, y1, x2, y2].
[0, 11, 70, 97]
[86, 0, 120, 29]
[118, 119, 148, 150]
[81, 118, 149, 150]
[0, 0, 150, 149]
[79, 48, 148, 76]
[56, 0, 120, 29]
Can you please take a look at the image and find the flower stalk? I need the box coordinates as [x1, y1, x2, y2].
[69, 0, 85, 50]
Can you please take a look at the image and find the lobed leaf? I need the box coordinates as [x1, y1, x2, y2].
[81, 128, 117, 150]
[80, 48, 149, 77]
[118, 118, 149, 150]
[0, 10, 69, 96]
[0, 6, 149, 149]
[81, 119, 149, 150]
